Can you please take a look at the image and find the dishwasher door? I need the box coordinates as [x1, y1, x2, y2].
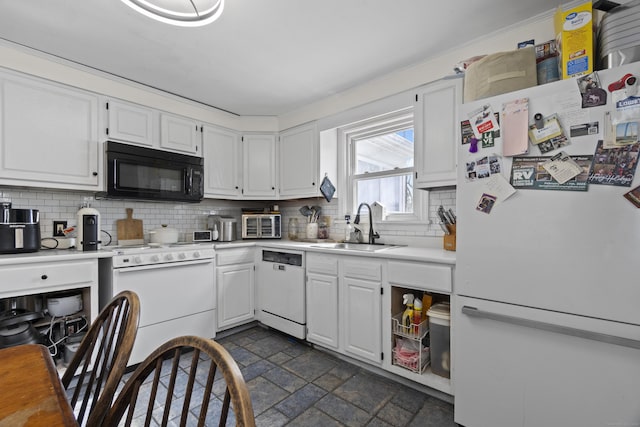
[258, 249, 305, 338]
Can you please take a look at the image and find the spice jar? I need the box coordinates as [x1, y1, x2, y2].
[288, 218, 299, 240]
[317, 219, 329, 239]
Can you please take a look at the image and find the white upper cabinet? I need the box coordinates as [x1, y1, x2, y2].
[414, 77, 462, 188]
[279, 122, 337, 200]
[202, 125, 241, 199]
[0, 71, 100, 190]
[105, 99, 154, 147]
[279, 122, 319, 198]
[242, 134, 277, 199]
[160, 112, 200, 155]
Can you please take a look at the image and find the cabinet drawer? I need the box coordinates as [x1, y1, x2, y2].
[388, 261, 451, 293]
[0, 261, 97, 296]
[216, 248, 255, 266]
[343, 258, 382, 281]
[307, 253, 338, 276]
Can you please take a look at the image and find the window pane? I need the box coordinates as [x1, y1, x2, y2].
[355, 129, 413, 174]
[356, 174, 413, 213]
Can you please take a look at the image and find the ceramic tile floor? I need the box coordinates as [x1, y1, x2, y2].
[70, 325, 456, 426]
[216, 326, 454, 427]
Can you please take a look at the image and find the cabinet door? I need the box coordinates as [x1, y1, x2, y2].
[160, 112, 200, 155]
[0, 73, 99, 189]
[202, 125, 241, 198]
[216, 263, 255, 330]
[306, 272, 339, 349]
[279, 123, 319, 198]
[106, 99, 154, 146]
[342, 276, 382, 364]
[414, 77, 462, 188]
[242, 134, 276, 198]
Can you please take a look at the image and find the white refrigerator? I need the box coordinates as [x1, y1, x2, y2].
[454, 62, 640, 426]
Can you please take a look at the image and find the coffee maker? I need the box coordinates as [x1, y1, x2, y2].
[0, 202, 41, 254]
[76, 203, 101, 251]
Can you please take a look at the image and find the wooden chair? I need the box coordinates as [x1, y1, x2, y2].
[101, 335, 256, 427]
[61, 290, 140, 426]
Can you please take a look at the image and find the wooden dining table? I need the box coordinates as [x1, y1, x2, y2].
[0, 344, 78, 426]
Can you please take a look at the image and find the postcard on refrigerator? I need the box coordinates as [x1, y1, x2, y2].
[510, 155, 592, 191]
[542, 151, 583, 184]
[588, 140, 640, 187]
[468, 104, 500, 139]
[483, 174, 516, 203]
[528, 113, 570, 154]
[502, 98, 529, 157]
[612, 90, 640, 125]
[465, 154, 502, 181]
[623, 185, 640, 208]
[476, 193, 497, 214]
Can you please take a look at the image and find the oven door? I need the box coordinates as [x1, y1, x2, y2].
[112, 259, 215, 365]
[112, 259, 214, 327]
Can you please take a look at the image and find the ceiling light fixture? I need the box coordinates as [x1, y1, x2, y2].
[121, 0, 224, 27]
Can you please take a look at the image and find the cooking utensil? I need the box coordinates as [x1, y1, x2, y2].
[116, 208, 144, 246]
[299, 206, 312, 216]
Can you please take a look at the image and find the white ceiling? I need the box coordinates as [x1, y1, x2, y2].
[0, 1, 561, 116]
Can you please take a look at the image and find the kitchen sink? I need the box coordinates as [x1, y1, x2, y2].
[310, 242, 405, 252]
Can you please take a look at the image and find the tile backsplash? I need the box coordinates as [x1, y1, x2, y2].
[1, 186, 456, 247]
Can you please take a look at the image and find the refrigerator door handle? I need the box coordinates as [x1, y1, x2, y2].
[462, 305, 640, 350]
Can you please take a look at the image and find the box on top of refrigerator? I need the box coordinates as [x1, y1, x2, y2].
[554, 2, 594, 79]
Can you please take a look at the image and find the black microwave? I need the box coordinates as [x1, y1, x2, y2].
[104, 141, 204, 203]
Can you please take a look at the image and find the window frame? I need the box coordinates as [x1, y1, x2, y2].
[340, 108, 427, 224]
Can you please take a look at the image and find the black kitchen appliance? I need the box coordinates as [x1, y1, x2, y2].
[0, 202, 41, 254]
[103, 141, 204, 203]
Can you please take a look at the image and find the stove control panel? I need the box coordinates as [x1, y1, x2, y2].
[111, 245, 214, 268]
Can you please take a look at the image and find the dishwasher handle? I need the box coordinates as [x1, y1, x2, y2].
[462, 305, 640, 350]
[273, 264, 287, 271]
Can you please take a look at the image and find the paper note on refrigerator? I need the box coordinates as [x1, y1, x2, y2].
[501, 98, 529, 157]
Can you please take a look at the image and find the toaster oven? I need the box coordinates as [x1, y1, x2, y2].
[241, 214, 281, 239]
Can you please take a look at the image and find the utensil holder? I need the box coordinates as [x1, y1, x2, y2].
[443, 224, 456, 251]
[306, 223, 318, 239]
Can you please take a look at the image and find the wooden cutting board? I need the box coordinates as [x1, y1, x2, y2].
[116, 208, 144, 245]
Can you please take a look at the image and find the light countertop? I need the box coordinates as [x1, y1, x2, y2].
[215, 239, 456, 265]
[0, 249, 113, 265]
[0, 240, 456, 266]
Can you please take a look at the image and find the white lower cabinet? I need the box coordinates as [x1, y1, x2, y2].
[305, 253, 382, 366]
[342, 258, 382, 365]
[306, 253, 339, 349]
[306, 273, 339, 348]
[215, 248, 255, 330]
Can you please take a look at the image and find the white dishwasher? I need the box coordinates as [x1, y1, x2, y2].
[257, 249, 305, 339]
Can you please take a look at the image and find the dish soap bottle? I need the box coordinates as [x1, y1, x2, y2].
[402, 293, 415, 332]
[344, 215, 353, 242]
[413, 298, 422, 335]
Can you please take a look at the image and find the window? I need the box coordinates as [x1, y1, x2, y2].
[342, 109, 425, 222]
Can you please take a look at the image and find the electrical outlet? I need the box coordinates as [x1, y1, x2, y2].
[53, 221, 67, 237]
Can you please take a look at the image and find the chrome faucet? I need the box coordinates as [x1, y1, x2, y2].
[353, 203, 380, 244]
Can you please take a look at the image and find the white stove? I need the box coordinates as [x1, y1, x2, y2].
[102, 241, 216, 365]
[109, 243, 215, 268]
